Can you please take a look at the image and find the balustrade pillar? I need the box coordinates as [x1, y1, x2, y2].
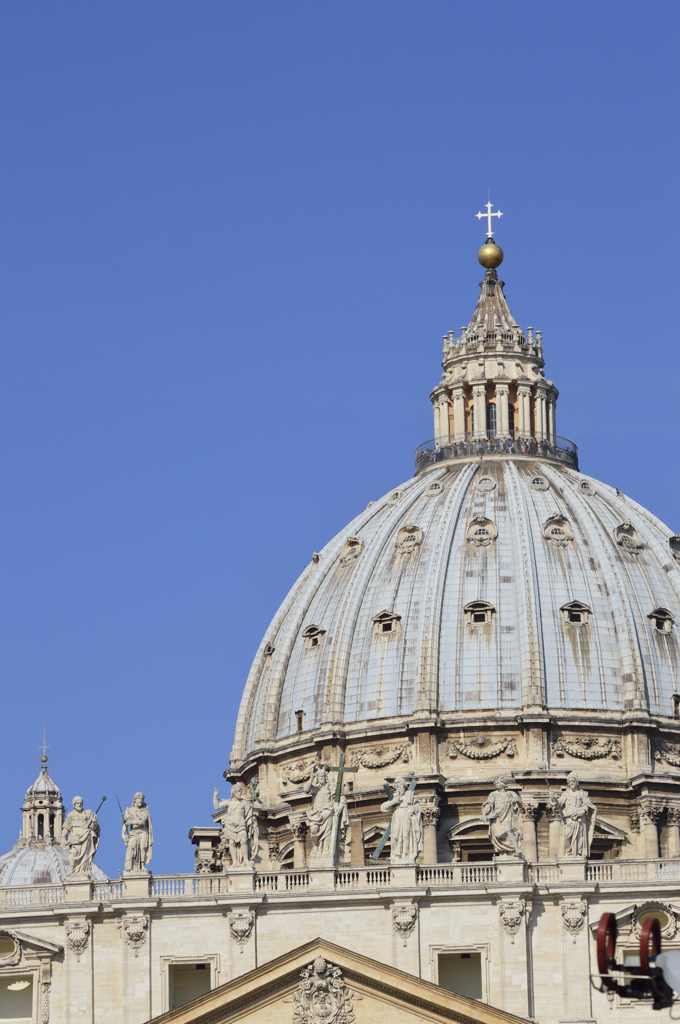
[639, 800, 662, 858]
[472, 383, 487, 439]
[495, 381, 510, 438]
[421, 806, 440, 864]
[667, 807, 680, 858]
[520, 803, 540, 862]
[451, 384, 466, 440]
[517, 384, 531, 437]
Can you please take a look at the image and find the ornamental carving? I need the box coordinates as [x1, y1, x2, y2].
[64, 920, 90, 962]
[387, 490, 402, 506]
[615, 522, 642, 554]
[339, 538, 363, 566]
[561, 901, 587, 942]
[552, 736, 621, 760]
[228, 911, 255, 946]
[498, 900, 525, 942]
[391, 904, 418, 946]
[425, 480, 444, 497]
[447, 736, 516, 760]
[422, 805, 440, 828]
[466, 516, 497, 547]
[543, 514, 573, 548]
[286, 956, 356, 1024]
[652, 740, 680, 769]
[639, 800, 663, 825]
[282, 756, 321, 786]
[350, 743, 410, 769]
[629, 811, 640, 833]
[0, 930, 21, 968]
[395, 524, 423, 554]
[632, 903, 677, 940]
[119, 915, 148, 958]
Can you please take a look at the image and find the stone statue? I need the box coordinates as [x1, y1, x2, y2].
[213, 783, 256, 867]
[558, 772, 597, 857]
[62, 797, 100, 876]
[303, 765, 348, 864]
[380, 777, 423, 862]
[122, 792, 153, 872]
[482, 776, 524, 856]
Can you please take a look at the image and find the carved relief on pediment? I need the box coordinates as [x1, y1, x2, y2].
[285, 957, 357, 1024]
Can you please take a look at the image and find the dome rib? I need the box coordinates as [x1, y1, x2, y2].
[415, 465, 477, 713]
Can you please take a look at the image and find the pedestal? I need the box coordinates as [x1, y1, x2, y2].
[64, 875, 93, 902]
[228, 867, 255, 892]
[556, 857, 586, 882]
[122, 871, 151, 897]
[494, 856, 527, 883]
[390, 862, 417, 887]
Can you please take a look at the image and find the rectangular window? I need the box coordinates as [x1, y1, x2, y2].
[169, 963, 211, 1011]
[438, 952, 482, 1000]
[0, 975, 33, 1020]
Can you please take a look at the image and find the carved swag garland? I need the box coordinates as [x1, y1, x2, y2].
[447, 736, 516, 760]
[552, 736, 621, 760]
[350, 743, 410, 769]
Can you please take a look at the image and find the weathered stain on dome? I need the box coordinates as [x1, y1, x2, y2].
[231, 461, 680, 764]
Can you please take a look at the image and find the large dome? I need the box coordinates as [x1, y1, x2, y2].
[231, 251, 680, 771]
[232, 460, 680, 762]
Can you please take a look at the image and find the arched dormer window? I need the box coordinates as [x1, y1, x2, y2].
[302, 625, 326, 651]
[464, 601, 495, 627]
[649, 608, 674, 635]
[560, 601, 591, 625]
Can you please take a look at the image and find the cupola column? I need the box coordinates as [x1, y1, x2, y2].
[547, 388, 557, 442]
[437, 393, 451, 443]
[494, 380, 510, 438]
[535, 382, 548, 440]
[472, 383, 487, 439]
[517, 382, 532, 437]
[451, 383, 466, 440]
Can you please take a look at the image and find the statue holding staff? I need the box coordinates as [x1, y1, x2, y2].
[122, 792, 153, 872]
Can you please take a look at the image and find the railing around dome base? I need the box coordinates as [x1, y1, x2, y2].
[415, 430, 578, 474]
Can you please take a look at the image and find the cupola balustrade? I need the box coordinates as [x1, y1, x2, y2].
[415, 429, 578, 474]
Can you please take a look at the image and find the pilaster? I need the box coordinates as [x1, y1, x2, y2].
[390, 899, 420, 977]
[639, 799, 662, 858]
[496, 897, 530, 1018]
[451, 383, 466, 440]
[421, 806, 440, 864]
[291, 819, 308, 869]
[520, 803, 540, 862]
[472, 382, 486, 439]
[667, 806, 680, 857]
[227, 906, 257, 978]
[494, 380, 510, 437]
[119, 912, 151, 1024]
[559, 898, 594, 1023]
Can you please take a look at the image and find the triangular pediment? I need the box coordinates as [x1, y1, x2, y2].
[147, 936, 528, 1024]
[0, 927, 62, 956]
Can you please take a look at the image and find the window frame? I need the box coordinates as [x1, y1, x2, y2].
[429, 943, 489, 1003]
[160, 956, 220, 1016]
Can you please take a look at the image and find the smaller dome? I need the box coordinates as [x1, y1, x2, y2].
[478, 240, 503, 268]
[26, 766, 61, 798]
[0, 844, 107, 886]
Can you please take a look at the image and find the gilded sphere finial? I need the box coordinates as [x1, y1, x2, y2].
[478, 239, 504, 269]
[41, 755, 48, 764]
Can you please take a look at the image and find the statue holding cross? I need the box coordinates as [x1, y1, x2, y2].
[303, 754, 357, 866]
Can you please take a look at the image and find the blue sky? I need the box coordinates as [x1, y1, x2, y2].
[0, 3, 677, 875]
